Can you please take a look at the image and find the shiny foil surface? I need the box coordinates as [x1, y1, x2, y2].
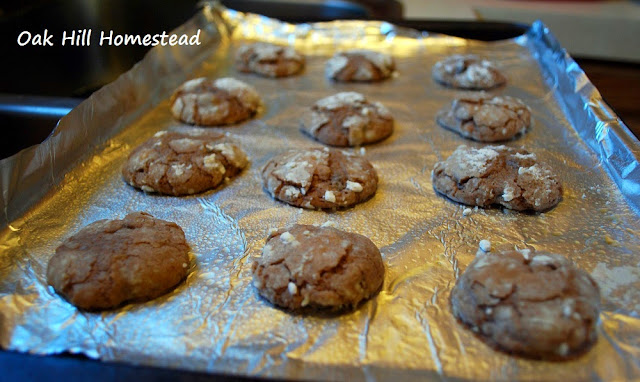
[1, 3, 640, 381]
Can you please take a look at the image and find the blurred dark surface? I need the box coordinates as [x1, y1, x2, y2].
[0, 350, 261, 382]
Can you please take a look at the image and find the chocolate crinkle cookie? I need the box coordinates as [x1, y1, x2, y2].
[122, 129, 248, 196]
[432, 145, 562, 211]
[46, 212, 190, 311]
[451, 249, 601, 360]
[301, 92, 393, 147]
[235, 42, 305, 77]
[436, 93, 531, 142]
[432, 54, 506, 90]
[170, 77, 261, 126]
[326, 49, 395, 82]
[261, 148, 378, 210]
[251, 224, 384, 311]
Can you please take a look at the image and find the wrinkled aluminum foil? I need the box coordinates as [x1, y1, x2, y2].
[1, 2, 640, 381]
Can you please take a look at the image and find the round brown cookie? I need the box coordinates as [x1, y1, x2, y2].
[432, 54, 506, 90]
[170, 77, 260, 126]
[300, 92, 393, 147]
[326, 49, 395, 82]
[432, 145, 562, 211]
[251, 224, 384, 311]
[436, 94, 531, 142]
[46, 212, 190, 311]
[122, 129, 248, 196]
[235, 42, 305, 77]
[451, 249, 600, 360]
[261, 148, 378, 210]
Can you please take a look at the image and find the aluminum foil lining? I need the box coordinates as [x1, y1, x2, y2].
[2, 3, 640, 381]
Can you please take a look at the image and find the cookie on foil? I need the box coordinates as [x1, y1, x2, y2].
[122, 129, 248, 196]
[252, 224, 384, 311]
[170, 77, 260, 126]
[235, 42, 305, 77]
[301, 92, 394, 147]
[261, 148, 377, 210]
[432, 54, 506, 90]
[432, 145, 562, 211]
[46, 212, 190, 311]
[436, 94, 531, 142]
[326, 49, 395, 82]
[451, 249, 600, 360]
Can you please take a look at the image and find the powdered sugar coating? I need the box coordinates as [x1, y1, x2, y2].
[316, 92, 366, 110]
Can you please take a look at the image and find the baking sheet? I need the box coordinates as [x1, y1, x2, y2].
[2, 2, 640, 381]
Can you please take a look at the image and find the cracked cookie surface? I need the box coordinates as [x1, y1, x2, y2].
[235, 42, 305, 77]
[436, 94, 531, 142]
[122, 129, 248, 196]
[432, 54, 506, 90]
[46, 212, 190, 311]
[261, 148, 377, 210]
[251, 224, 384, 311]
[301, 92, 393, 147]
[432, 145, 562, 211]
[170, 77, 260, 125]
[450, 249, 600, 360]
[326, 49, 395, 82]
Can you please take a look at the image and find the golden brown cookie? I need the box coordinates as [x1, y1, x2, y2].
[451, 249, 600, 360]
[235, 42, 305, 77]
[122, 129, 248, 196]
[251, 224, 384, 311]
[170, 77, 260, 126]
[46, 212, 190, 311]
[432, 54, 506, 90]
[432, 145, 562, 211]
[436, 94, 531, 142]
[300, 92, 393, 147]
[261, 148, 378, 210]
[325, 49, 395, 82]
